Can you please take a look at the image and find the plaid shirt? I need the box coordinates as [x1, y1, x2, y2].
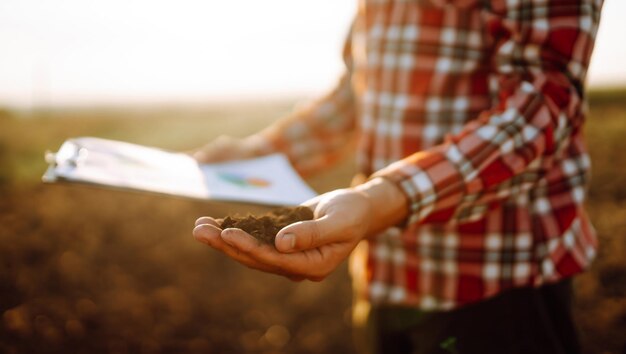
[260, 0, 602, 310]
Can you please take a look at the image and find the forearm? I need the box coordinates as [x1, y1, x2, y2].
[258, 73, 357, 176]
[354, 177, 409, 236]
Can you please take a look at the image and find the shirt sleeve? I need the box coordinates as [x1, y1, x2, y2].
[373, 0, 603, 226]
[256, 28, 357, 177]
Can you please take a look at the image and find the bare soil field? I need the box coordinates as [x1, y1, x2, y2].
[0, 92, 625, 353]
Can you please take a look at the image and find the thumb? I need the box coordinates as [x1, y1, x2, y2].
[274, 215, 341, 253]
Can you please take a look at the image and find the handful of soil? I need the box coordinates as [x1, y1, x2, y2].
[219, 206, 314, 246]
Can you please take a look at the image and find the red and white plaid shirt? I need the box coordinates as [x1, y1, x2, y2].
[260, 0, 603, 310]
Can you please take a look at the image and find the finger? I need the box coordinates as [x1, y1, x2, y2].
[275, 215, 347, 253]
[193, 224, 250, 262]
[193, 135, 243, 163]
[301, 195, 322, 210]
[220, 228, 315, 272]
[191, 144, 214, 163]
[219, 227, 352, 280]
[237, 242, 337, 280]
[195, 216, 221, 227]
[194, 224, 280, 273]
[193, 149, 224, 163]
[220, 228, 264, 253]
[193, 223, 222, 243]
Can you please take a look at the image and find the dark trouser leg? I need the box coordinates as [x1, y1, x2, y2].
[359, 278, 581, 354]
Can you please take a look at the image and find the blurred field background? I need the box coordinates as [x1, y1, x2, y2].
[0, 90, 625, 354]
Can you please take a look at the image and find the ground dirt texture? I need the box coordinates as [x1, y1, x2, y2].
[220, 207, 314, 245]
[1, 96, 625, 353]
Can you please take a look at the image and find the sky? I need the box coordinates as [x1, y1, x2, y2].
[0, 0, 623, 108]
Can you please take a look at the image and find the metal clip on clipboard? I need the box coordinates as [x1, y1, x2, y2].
[42, 140, 89, 182]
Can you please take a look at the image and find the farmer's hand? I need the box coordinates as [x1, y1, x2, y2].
[192, 177, 408, 281]
[190, 134, 270, 163]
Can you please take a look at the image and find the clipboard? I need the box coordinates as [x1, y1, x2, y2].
[43, 137, 318, 206]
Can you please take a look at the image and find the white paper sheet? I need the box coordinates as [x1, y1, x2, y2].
[43, 137, 317, 206]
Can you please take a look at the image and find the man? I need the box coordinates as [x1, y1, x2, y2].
[193, 0, 603, 352]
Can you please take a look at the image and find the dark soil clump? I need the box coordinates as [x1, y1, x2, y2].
[219, 206, 314, 245]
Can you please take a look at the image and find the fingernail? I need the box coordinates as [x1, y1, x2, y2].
[278, 233, 295, 251]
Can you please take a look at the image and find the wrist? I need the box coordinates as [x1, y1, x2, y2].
[354, 177, 409, 235]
